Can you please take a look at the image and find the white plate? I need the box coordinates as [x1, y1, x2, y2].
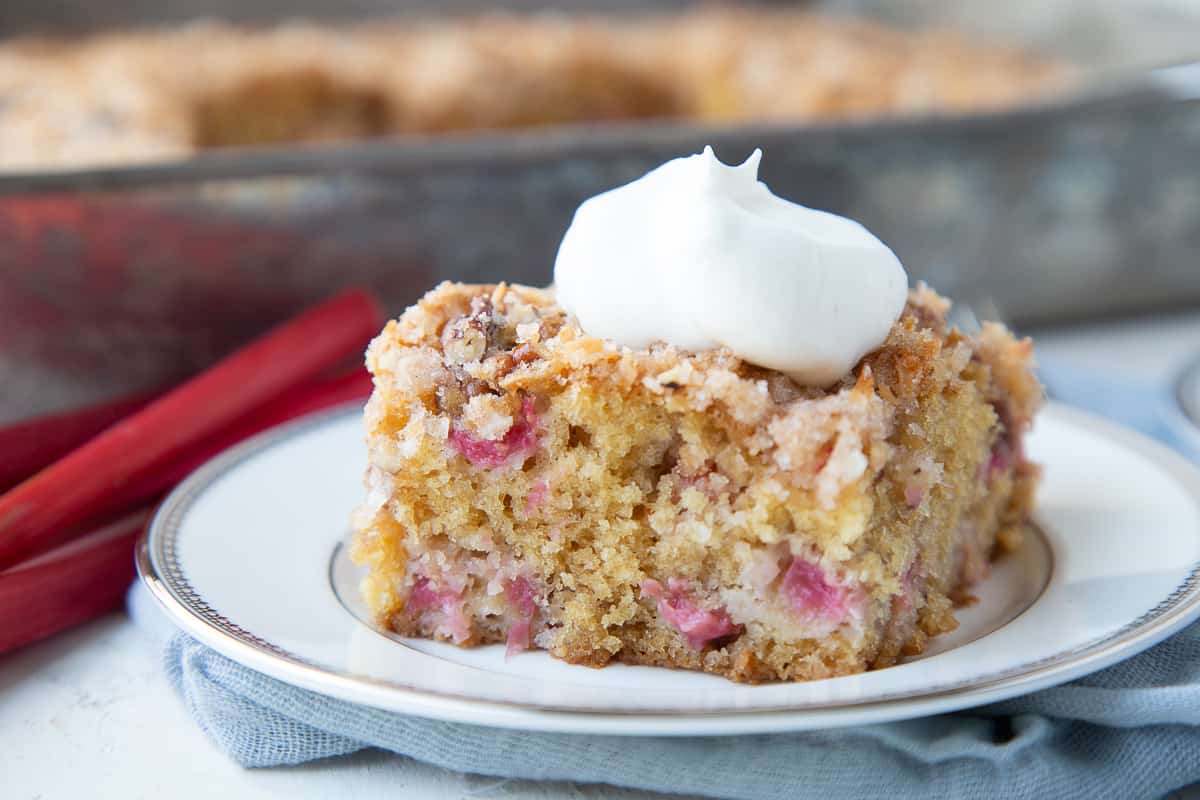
[1168, 355, 1200, 463]
[139, 403, 1200, 736]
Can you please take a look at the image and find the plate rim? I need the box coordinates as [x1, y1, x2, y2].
[137, 401, 1200, 735]
[1168, 354, 1200, 460]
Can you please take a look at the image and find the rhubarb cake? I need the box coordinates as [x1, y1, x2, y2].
[349, 279, 1041, 682]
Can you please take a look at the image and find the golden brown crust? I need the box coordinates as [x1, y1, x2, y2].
[351, 281, 1042, 683]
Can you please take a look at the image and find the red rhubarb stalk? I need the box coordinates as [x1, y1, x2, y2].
[14, 370, 372, 559]
[0, 289, 383, 568]
[100, 368, 374, 520]
[0, 370, 373, 655]
[0, 509, 150, 654]
[0, 390, 158, 491]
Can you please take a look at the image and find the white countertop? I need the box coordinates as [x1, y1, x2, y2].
[3, 616, 694, 800]
[6, 310, 1200, 800]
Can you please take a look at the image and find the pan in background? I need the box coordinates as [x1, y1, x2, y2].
[2, 0, 1199, 421]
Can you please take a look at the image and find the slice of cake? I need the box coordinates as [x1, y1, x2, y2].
[349, 280, 1040, 682]
[350, 147, 1041, 683]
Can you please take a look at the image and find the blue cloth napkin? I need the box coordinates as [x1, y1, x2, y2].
[128, 359, 1200, 800]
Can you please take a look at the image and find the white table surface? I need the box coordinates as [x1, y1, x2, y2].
[6, 310, 1200, 800]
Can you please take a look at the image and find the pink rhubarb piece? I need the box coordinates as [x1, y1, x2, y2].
[641, 578, 742, 649]
[450, 397, 540, 469]
[407, 577, 471, 643]
[525, 479, 549, 513]
[779, 557, 849, 623]
[504, 576, 538, 656]
[987, 440, 1013, 483]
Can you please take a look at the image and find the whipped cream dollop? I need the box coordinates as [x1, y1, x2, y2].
[553, 147, 908, 386]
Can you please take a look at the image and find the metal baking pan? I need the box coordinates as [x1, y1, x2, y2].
[2, 0, 1200, 421]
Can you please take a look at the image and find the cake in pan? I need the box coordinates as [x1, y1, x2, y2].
[0, 8, 1068, 170]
